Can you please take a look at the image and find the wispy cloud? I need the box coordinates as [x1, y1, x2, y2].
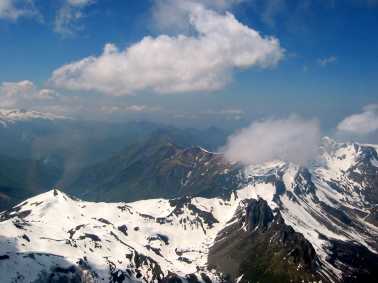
[54, 0, 94, 36]
[49, 2, 284, 95]
[260, 0, 287, 28]
[0, 0, 39, 21]
[318, 56, 337, 67]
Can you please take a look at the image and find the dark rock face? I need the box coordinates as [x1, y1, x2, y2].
[293, 167, 317, 196]
[208, 199, 323, 283]
[130, 251, 165, 282]
[117, 225, 128, 236]
[244, 198, 274, 231]
[78, 233, 101, 242]
[327, 240, 378, 283]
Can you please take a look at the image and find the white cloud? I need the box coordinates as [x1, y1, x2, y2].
[223, 116, 321, 165]
[54, 0, 94, 36]
[337, 104, 378, 135]
[0, 80, 59, 108]
[318, 56, 337, 67]
[0, 0, 37, 21]
[50, 3, 284, 95]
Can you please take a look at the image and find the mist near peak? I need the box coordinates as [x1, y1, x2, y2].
[223, 116, 321, 166]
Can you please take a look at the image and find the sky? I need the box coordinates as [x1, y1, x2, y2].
[0, 0, 377, 140]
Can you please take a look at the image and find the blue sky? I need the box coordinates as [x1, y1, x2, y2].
[0, 0, 377, 134]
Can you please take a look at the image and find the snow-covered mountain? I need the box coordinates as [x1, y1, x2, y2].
[0, 138, 377, 282]
[0, 108, 68, 127]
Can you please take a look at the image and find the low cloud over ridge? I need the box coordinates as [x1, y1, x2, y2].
[337, 104, 378, 135]
[223, 116, 321, 165]
[49, 3, 284, 95]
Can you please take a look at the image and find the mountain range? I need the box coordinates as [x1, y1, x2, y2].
[0, 133, 377, 282]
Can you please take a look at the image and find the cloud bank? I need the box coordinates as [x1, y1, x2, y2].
[0, 80, 168, 120]
[49, 3, 284, 95]
[337, 104, 378, 135]
[223, 116, 321, 165]
[0, 80, 57, 108]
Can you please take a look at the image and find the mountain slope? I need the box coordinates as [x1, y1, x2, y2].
[69, 135, 240, 202]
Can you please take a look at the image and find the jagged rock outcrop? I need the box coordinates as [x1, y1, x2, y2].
[208, 199, 323, 283]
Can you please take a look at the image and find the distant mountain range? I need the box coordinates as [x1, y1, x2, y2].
[0, 109, 229, 211]
[0, 134, 377, 282]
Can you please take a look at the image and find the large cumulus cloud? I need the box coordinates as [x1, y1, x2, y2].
[49, 3, 284, 95]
